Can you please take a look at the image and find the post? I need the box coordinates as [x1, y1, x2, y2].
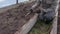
[16, 0, 18, 4]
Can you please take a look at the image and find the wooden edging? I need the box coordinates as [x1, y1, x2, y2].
[15, 14, 38, 34]
[50, 0, 59, 34]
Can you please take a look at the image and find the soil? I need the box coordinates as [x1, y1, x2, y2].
[0, 1, 35, 34]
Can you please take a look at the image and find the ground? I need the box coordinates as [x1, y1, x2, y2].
[28, 20, 52, 34]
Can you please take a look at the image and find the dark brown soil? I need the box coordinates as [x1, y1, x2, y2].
[0, 2, 35, 34]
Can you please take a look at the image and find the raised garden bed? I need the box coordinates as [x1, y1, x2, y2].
[0, 0, 59, 34]
[0, 2, 36, 34]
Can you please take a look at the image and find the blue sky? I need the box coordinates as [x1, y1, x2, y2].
[0, 0, 28, 8]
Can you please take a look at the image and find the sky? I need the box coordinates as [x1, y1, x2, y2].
[0, 0, 28, 8]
